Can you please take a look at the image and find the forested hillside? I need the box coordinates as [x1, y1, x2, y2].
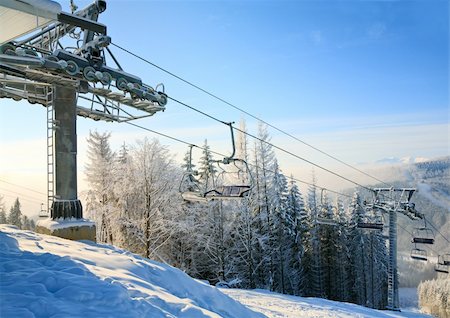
[82, 125, 412, 310]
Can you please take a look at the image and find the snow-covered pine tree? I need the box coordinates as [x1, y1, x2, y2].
[0, 195, 7, 224]
[285, 177, 308, 295]
[84, 130, 116, 244]
[305, 176, 324, 297]
[250, 123, 276, 289]
[8, 198, 22, 228]
[318, 191, 337, 299]
[332, 197, 351, 302]
[21, 215, 32, 230]
[197, 139, 216, 193]
[370, 216, 388, 309]
[269, 160, 290, 293]
[347, 191, 369, 306]
[167, 146, 203, 276]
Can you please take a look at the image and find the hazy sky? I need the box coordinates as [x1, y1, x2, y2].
[0, 0, 448, 216]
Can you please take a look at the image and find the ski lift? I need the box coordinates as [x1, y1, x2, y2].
[203, 122, 253, 200]
[357, 202, 384, 231]
[315, 189, 337, 226]
[179, 145, 208, 203]
[411, 219, 435, 244]
[38, 203, 48, 218]
[410, 245, 428, 261]
[435, 254, 450, 274]
[440, 254, 450, 266]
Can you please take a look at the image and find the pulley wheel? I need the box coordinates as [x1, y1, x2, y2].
[0, 43, 16, 55]
[116, 78, 128, 91]
[101, 72, 112, 86]
[83, 66, 97, 81]
[66, 60, 79, 76]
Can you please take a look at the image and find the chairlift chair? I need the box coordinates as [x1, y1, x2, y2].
[410, 246, 428, 261]
[38, 203, 48, 218]
[179, 145, 209, 203]
[411, 227, 435, 245]
[204, 158, 252, 200]
[203, 122, 253, 201]
[435, 263, 449, 274]
[314, 189, 337, 226]
[357, 200, 384, 230]
[435, 254, 450, 273]
[440, 254, 450, 266]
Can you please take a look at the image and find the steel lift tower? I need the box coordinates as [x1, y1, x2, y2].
[0, 0, 167, 241]
[369, 188, 423, 311]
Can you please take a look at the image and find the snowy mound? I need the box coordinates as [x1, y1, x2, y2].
[0, 225, 263, 318]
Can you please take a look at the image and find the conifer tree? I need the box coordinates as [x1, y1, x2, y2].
[348, 191, 369, 305]
[286, 177, 308, 295]
[0, 195, 7, 224]
[8, 198, 22, 228]
[85, 130, 116, 244]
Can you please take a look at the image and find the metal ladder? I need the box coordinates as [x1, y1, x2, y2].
[46, 87, 56, 217]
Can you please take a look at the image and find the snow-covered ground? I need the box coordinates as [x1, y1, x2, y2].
[0, 225, 262, 318]
[223, 289, 430, 318]
[399, 287, 419, 311]
[0, 225, 432, 318]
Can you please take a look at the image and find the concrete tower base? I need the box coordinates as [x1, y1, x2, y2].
[36, 218, 96, 242]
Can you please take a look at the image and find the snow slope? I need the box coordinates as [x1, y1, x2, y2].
[0, 225, 432, 318]
[0, 225, 263, 318]
[223, 289, 430, 318]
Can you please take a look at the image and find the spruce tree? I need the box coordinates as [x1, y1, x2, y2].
[85, 130, 115, 244]
[0, 196, 7, 224]
[8, 198, 22, 228]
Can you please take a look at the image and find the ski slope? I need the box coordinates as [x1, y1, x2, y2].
[0, 225, 431, 318]
[223, 289, 429, 318]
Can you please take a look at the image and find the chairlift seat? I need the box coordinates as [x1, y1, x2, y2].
[412, 237, 435, 245]
[181, 191, 208, 203]
[410, 254, 428, 261]
[412, 227, 435, 245]
[204, 185, 251, 199]
[357, 222, 383, 230]
[410, 248, 427, 261]
[438, 254, 450, 266]
[435, 264, 449, 274]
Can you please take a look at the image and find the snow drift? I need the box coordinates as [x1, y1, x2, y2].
[0, 225, 263, 318]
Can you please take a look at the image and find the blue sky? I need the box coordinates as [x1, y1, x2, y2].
[0, 0, 448, 214]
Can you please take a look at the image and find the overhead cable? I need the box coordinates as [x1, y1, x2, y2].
[0, 179, 47, 196]
[111, 42, 390, 187]
[168, 96, 375, 193]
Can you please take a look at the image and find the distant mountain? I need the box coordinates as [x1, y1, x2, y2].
[375, 156, 431, 165]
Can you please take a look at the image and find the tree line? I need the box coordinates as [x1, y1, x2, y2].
[0, 196, 36, 231]
[84, 122, 388, 309]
